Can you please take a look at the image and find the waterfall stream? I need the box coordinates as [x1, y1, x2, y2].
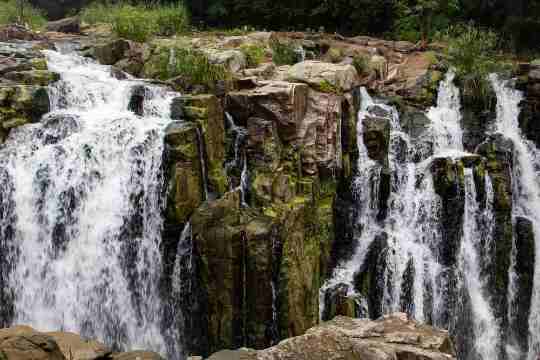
[0, 50, 181, 357]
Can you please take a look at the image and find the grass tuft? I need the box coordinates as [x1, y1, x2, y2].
[0, 0, 47, 30]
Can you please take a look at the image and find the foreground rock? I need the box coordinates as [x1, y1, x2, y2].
[0, 325, 162, 360]
[203, 314, 456, 360]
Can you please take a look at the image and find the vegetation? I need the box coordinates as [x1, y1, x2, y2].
[240, 44, 266, 67]
[270, 38, 299, 66]
[352, 55, 369, 76]
[81, 1, 189, 41]
[0, 0, 46, 29]
[445, 24, 502, 108]
[154, 47, 231, 88]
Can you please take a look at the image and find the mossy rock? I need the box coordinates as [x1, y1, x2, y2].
[3, 70, 60, 86]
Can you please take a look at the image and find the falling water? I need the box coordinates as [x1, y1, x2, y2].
[488, 75, 540, 360]
[0, 50, 181, 357]
[460, 168, 500, 359]
[225, 112, 249, 206]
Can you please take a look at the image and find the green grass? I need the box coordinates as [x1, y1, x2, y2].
[81, 1, 190, 41]
[155, 47, 231, 88]
[240, 44, 266, 67]
[0, 0, 47, 30]
[352, 55, 369, 75]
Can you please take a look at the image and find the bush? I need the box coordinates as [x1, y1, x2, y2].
[81, 1, 190, 41]
[352, 55, 369, 75]
[155, 47, 231, 88]
[270, 38, 298, 66]
[0, 0, 47, 30]
[445, 24, 503, 109]
[240, 44, 266, 67]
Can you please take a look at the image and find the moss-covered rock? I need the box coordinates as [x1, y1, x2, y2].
[171, 95, 227, 196]
[0, 85, 50, 137]
[3, 70, 60, 86]
[164, 121, 204, 225]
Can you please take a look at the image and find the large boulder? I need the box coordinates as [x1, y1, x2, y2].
[0, 326, 65, 360]
[3, 70, 59, 86]
[204, 314, 456, 360]
[92, 40, 131, 66]
[0, 25, 43, 42]
[203, 49, 247, 73]
[0, 85, 50, 137]
[45, 332, 110, 360]
[286, 61, 359, 92]
[46, 17, 80, 34]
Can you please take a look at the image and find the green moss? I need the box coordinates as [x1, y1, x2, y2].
[270, 38, 299, 66]
[30, 58, 48, 71]
[317, 80, 342, 95]
[240, 44, 266, 68]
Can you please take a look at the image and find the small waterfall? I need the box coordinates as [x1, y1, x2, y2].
[225, 112, 249, 206]
[195, 127, 210, 201]
[0, 50, 181, 358]
[460, 168, 500, 359]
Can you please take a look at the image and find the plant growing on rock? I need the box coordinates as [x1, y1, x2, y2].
[240, 44, 266, 68]
[446, 24, 503, 109]
[270, 38, 299, 66]
[156, 47, 231, 89]
[352, 55, 369, 76]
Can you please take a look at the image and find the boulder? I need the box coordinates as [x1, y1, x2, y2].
[0, 24, 43, 42]
[0, 325, 65, 360]
[362, 106, 391, 163]
[203, 49, 247, 73]
[111, 351, 163, 360]
[321, 283, 368, 321]
[92, 40, 131, 66]
[206, 315, 456, 360]
[46, 17, 80, 34]
[46, 331, 110, 360]
[286, 61, 359, 92]
[0, 85, 50, 133]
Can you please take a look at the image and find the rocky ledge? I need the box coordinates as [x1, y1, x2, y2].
[197, 314, 456, 360]
[0, 325, 162, 360]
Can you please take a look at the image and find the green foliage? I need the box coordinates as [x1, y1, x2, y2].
[81, 1, 189, 41]
[0, 0, 46, 30]
[270, 38, 298, 66]
[240, 44, 266, 67]
[318, 80, 341, 94]
[155, 47, 231, 88]
[445, 24, 503, 109]
[154, 2, 190, 36]
[352, 55, 369, 75]
[327, 48, 343, 63]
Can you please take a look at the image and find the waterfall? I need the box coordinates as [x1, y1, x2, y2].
[488, 75, 540, 360]
[0, 50, 181, 357]
[460, 168, 500, 359]
[225, 112, 249, 206]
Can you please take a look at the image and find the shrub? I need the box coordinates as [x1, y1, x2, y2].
[0, 0, 47, 30]
[81, 1, 190, 41]
[352, 55, 369, 75]
[240, 44, 266, 67]
[445, 24, 504, 110]
[155, 47, 231, 88]
[270, 38, 298, 66]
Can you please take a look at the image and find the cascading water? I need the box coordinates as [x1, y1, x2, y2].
[225, 112, 249, 206]
[0, 50, 182, 357]
[321, 72, 504, 360]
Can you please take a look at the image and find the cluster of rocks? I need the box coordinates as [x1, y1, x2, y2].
[0, 325, 162, 360]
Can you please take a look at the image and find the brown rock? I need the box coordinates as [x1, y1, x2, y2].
[0, 326, 65, 360]
[46, 332, 110, 360]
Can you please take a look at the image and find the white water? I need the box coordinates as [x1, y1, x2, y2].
[487, 75, 540, 360]
[225, 112, 249, 206]
[460, 168, 500, 359]
[0, 50, 181, 357]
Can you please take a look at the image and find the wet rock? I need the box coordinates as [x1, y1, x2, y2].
[0, 85, 50, 134]
[46, 17, 80, 34]
[3, 70, 60, 86]
[322, 283, 368, 321]
[508, 216, 535, 355]
[111, 351, 163, 360]
[41, 114, 80, 145]
[362, 107, 390, 164]
[477, 134, 514, 330]
[518, 65, 540, 148]
[128, 85, 146, 116]
[286, 60, 359, 92]
[93, 40, 131, 66]
[208, 314, 456, 360]
[354, 233, 389, 319]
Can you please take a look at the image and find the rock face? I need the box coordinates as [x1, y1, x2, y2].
[286, 61, 359, 92]
[204, 314, 456, 360]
